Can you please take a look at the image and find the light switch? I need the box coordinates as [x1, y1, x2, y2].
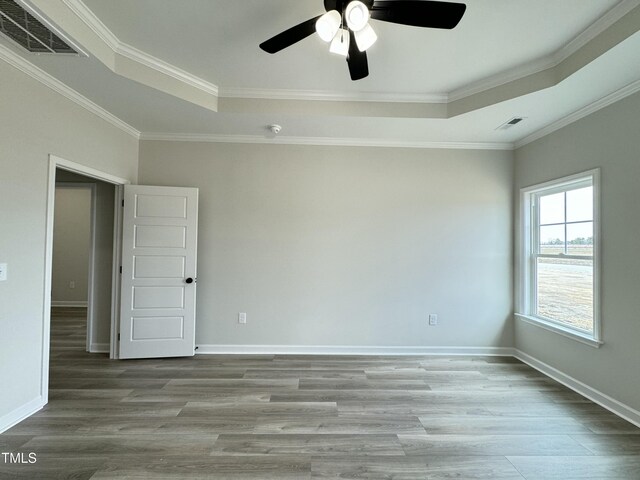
[0, 263, 7, 281]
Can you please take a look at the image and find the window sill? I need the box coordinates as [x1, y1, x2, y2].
[515, 314, 603, 348]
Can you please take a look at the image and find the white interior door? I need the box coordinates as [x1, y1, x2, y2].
[119, 185, 198, 359]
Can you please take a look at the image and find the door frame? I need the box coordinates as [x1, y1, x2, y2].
[53, 182, 97, 352]
[43, 155, 129, 403]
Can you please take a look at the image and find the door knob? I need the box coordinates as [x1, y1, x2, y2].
[185, 277, 194, 284]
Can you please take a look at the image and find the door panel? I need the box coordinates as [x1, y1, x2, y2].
[132, 317, 184, 340]
[134, 256, 185, 278]
[132, 286, 184, 309]
[135, 195, 187, 218]
[135, 225, 186, 248]
[119, 185, 198, 359]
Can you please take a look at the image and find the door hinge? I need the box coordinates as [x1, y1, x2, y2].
[117, 333, 120, 341]
[122, 199, 124, 207]
[119, 266, 122, 274]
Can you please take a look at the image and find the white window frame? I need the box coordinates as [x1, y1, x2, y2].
[516, 169, 602, 347]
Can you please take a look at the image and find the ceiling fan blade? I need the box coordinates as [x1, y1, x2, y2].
[371, 1, 466, 29]
[260, 16, 322, 54]
[347, 30, 369, 81]
[324, 0, 338, 11]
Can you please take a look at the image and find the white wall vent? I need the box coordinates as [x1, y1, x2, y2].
[496, 117, 527, 131]
[0, 0, 77, 54]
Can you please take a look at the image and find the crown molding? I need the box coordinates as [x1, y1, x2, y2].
[139, 132, 514, 151]
[115, 43, 219, 96]
[59, 0, 118, 50]
[51, 0, 640, 109]
[5, 0, 637, 150]
[0, 43, 140, 138]
[57, 0, 120, 52]
[61, 0, 219, 97]
[449, 56, 556, 103]
[557, 0, 640, 62]
[449, 0, 639, 102]
[59, 0, 444, 104]
[220, 87, 449, 104]
[515, 78, 640, 149]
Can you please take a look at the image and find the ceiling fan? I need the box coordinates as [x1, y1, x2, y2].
[259, 0, 467, 81]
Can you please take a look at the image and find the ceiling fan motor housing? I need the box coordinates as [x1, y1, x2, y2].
[325, 0, 375, 12]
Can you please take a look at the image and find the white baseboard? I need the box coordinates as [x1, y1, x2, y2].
[51, 301, 88, 307]
[0, 396, 44, 434]
[90, 343, 109, 353]
[514, 349, 640, 428]
[196, 344, 514, 356]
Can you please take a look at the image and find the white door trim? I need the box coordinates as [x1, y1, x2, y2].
[51, 155, 132, 185]
[43, 155, 130, 403]
[110, 184, 125, 359]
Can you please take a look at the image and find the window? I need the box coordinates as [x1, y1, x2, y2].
[517, 170, 601, 346]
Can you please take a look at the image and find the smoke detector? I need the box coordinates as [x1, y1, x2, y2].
[269, 124, 282, 135]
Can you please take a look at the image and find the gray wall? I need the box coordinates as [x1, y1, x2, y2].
[0, 59, 138, 423]
[139, 141, 514, 349]
[514, 91, 640, 412]
[55, 170, 116, 350]
[90, 179, 115, 350]
[52, 186, 91, 305]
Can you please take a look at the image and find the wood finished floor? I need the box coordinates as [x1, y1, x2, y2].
[1, 308, 639, 479]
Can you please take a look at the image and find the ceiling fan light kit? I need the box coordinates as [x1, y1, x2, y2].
[322, 1, 376, 55]
[355, 23, 378, 52]
[316, 10, 341, 42]
[260, 0, 467, 81]
[330, 28, 351, 56]
[345, 1, 370, 31]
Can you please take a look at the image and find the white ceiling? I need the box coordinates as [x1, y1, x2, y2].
[2, 0, 640, 147]
[81, 0, 619, 94]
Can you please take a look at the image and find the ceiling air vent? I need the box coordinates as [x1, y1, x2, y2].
[0, 0, 77, 54]
[496, 116, 526, 131]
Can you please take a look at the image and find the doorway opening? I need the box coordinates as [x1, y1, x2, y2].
[52, 172, 110, 355]
[42, 155, 129, 404]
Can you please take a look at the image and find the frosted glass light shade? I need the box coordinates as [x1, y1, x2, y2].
[355, 23, 377, 51]
[345, 1, 370, 32]
[330, 28, 350, 56]
[316, 10, 341, 42]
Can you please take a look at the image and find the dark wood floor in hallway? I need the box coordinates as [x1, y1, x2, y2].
[1, 308, 639, 479]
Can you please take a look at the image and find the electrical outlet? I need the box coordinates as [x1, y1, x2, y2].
[69, 280, 75, 289]
[428, 314, 438, 326]
[0, 263, 7, 282]
[238, 312, 247, 324]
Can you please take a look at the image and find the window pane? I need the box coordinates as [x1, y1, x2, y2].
[539, 192, 565, 225]
[567, 222, 593, 256]
[539, 224, 565, 254]
[566, 186, 593, 222]
[536, 257, 593, 332]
